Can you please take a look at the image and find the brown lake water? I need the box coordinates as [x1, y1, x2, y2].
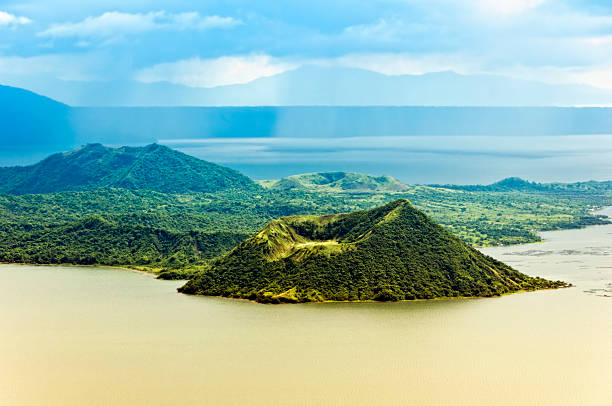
[1, 217, 611, 405]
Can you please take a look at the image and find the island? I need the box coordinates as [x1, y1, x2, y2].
[179, 199, 567, 303]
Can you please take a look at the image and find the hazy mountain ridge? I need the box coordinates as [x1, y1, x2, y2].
[0, 84, 75, 156]
[8, 66, 612, 106]
[179, 199, 565, 303]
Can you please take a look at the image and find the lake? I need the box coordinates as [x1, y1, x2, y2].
[6, 106, 612, 184]
[1, 221, 611, 405]
[163, 133, 612, 184]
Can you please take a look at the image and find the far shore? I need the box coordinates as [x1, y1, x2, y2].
[0, 262, 160, 277]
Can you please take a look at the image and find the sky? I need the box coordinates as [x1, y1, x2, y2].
[1, 0, 612, 90]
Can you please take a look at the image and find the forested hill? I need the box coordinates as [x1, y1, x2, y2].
[0, 214, 249, 270]
[0, 143, 259, 195]
[258, 172, 410, 193]
[179, 199, 566, 303]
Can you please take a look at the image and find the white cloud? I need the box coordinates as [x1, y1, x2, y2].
[326, 53, 476, 76]
[169, 12, 239, 30]
[0, 10, 32, 27]
[135, 55, 296, 88]
[476, 0, 545, 17]
[38, 11, 240, 39]
[134, 49, 612, 91]
[342, 18, 429, 42]
[568, 67, 612, 90]
[343, 19, 393, 39]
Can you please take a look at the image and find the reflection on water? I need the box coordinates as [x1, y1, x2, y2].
[584, 283, 612, 297]
[1, 220, 611, 405]
[163, 134, 612, 184]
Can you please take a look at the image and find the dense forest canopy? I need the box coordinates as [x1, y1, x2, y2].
[0, 143, 258, 195]
[180, 200, 567, 303]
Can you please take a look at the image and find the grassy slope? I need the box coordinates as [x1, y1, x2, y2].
[259, 172, 410, 193]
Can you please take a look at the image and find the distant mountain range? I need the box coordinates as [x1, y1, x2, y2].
[0, 143, 258, 195]
[8, 66, 612, 107]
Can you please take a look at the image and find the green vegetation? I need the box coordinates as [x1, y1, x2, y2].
[0, 143, 258, 195]
[180, 200, 567, 303]
[0, 214, 248, 268]
[401, 186, 610, 246]
[438, 176, 612, 193]
[259, 172, 410, 193]
[262, 173, 612, 246]
[0, 147, 611, 279]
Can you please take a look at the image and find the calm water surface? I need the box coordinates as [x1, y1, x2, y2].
[1, 222, 611, 405]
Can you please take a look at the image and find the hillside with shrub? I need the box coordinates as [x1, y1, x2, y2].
[180, 200, 566, 302]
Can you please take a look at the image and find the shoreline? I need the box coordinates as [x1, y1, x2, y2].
[475, 204, 612, 249]
[182, 284, 572, 306]
[0, 262, 159, 277]
[1, 260, 570, 305]
[3, 208, 607, 304]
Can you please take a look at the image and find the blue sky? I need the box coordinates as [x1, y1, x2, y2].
[2, 0, 612, 89]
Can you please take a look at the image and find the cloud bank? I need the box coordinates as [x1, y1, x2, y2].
[2, 0, 612, 95]
[38, 11, 240, 39]
[0, 11, 32, 27]
[135, 55, 296, 88]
